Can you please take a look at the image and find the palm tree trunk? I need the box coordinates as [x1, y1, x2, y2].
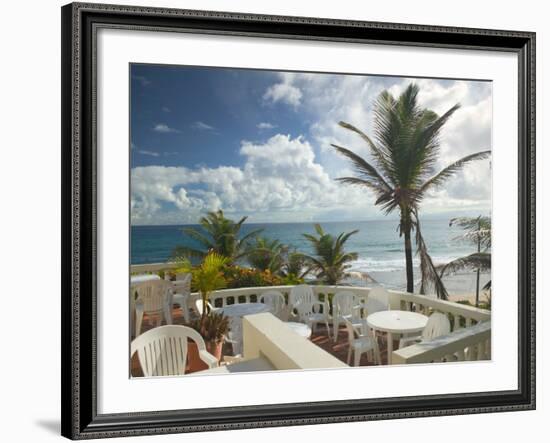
[475, 269, 480, 307]
[475, 220, 481, 307]
[404, 228, 414, 293]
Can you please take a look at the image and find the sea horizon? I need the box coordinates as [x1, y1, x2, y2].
[131, 218, 490, 296]
[130, 211, 487, 228]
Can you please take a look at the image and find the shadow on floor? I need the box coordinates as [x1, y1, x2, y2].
[35, 419, 60, 435]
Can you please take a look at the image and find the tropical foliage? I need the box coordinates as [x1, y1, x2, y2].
[223, 266, 283, 289]
[302, 224, 358, 285]
[177, 252, 228, 326]
[279, 248, 310, 282]
[186, 311, 229, 343]
[172, 210, 262, 262]
[332, 83, 491, 297]
[244, 238, 310, 282]
[439, 216, 492, 306]
[245, 237, 285, 273]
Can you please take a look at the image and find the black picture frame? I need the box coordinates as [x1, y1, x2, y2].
[61, 2, 536, 439]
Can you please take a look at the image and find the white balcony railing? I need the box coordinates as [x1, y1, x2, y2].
[392, 321, 491, 364]
[131, 263, 491, 364]
[197, 285, 491, 332]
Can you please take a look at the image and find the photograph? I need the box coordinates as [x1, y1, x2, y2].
[57, 2, 536, 438]
[129, 64, 493, 377]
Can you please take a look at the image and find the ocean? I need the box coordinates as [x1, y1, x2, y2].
[131, 219, 485, 294]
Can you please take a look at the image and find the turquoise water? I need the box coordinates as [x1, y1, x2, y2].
[131, 220, 474, 290]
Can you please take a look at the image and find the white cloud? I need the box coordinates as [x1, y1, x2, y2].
[131, 134, 376, 225]
[137, 150, 159, 157]
[270, 73, 492, 212]
[153, 123, 180, 133]
[263, 78, 303, 108]
[162, 106, 170, 113]
[133, 74, 492, 225]
[192, 121, 215, 131]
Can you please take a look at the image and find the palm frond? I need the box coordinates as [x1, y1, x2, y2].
[182, 228, 213, 249]
[334, 177, 393, 202]
[331, 144, 393, 192]
[439, 252, 491, 275]
[337, 121, 392, 173]
[170, 245, 207, 260]
[413, 210, 448, 299]
[238, 228, 264, 245]
[337, 229, 359, 246]
[420, 150, 491, 192]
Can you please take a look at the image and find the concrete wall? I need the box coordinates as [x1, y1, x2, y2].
[243, 313, 347, 370]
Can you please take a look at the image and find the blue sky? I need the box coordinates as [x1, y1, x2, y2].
[130, 64, 492, 225]
[131, 65, 309, 169]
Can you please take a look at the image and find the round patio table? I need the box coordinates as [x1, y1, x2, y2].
[130, 274, 161, 285]
[285, 322, 312, 338]
[218, 302, 271, 318]
[218, 303, 271, 355]
[366, 310, 428, 365]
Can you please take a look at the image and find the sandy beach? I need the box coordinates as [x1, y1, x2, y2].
[362, 269, 491, 304]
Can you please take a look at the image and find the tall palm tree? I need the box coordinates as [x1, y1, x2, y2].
[332, 83, 491, 296]
[245, 236, 286, 273]
[172, 210, 262, 263]
[302, 224, 359, 285]
[439, 216, 491, 306]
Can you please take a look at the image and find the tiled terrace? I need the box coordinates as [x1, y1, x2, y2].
[131, 302, 464, 377]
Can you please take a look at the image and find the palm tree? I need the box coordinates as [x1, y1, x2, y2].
[439, 216, 491, 307]
[176, 252, 228, 326]
[172, 210, 262, 263]
[302, 224, 359, 285]
[332, 83, 491, 296]
[245, 237, 285, 273]
[279, 248, 310, 280]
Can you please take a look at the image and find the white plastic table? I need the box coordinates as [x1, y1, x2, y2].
[285, 322, 312, 338]
[130, 274, 161, 285]
[218, 303, 271, 355]
[218, 302, 271, 318]
[366, 310, 428, 364]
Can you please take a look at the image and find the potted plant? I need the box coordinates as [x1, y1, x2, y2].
[178, 252, 230, 369]
[186, 312, 229, 361]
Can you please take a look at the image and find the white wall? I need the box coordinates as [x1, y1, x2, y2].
[0, 0, 546, 442]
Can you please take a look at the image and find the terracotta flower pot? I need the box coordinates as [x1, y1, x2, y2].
[185, 338, 224, 374]
[206, 339, 224, 362]
[185, 341, 208, 374]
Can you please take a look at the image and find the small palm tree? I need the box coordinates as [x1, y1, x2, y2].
[172, 210, 262, 263]
[178, 252, 229, 326]
[302, 224, 359, 285]
[245, 237, 285, 273]
[332, 83, 491, 297]
[279, 248, 310, 281]
[439, 216, 491, 307]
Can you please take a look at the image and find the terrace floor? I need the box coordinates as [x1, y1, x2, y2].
[131, 306, 394, 377]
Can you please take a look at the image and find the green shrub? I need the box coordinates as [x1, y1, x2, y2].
[223, 265, 283, 288]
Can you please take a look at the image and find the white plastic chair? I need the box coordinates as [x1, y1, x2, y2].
[172, 273, 191, 323]
[343, 317, 380, 366]
[131, 325, 218, 376]
[332, 291, 362, 342]
[226, 316, 243, 356]
[363, 286, 390, 317]
[289, 285, 331, 338]
[133, 280, 174, 337]
[398, 312, 451, 348]
[260, 290, 288, 321]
